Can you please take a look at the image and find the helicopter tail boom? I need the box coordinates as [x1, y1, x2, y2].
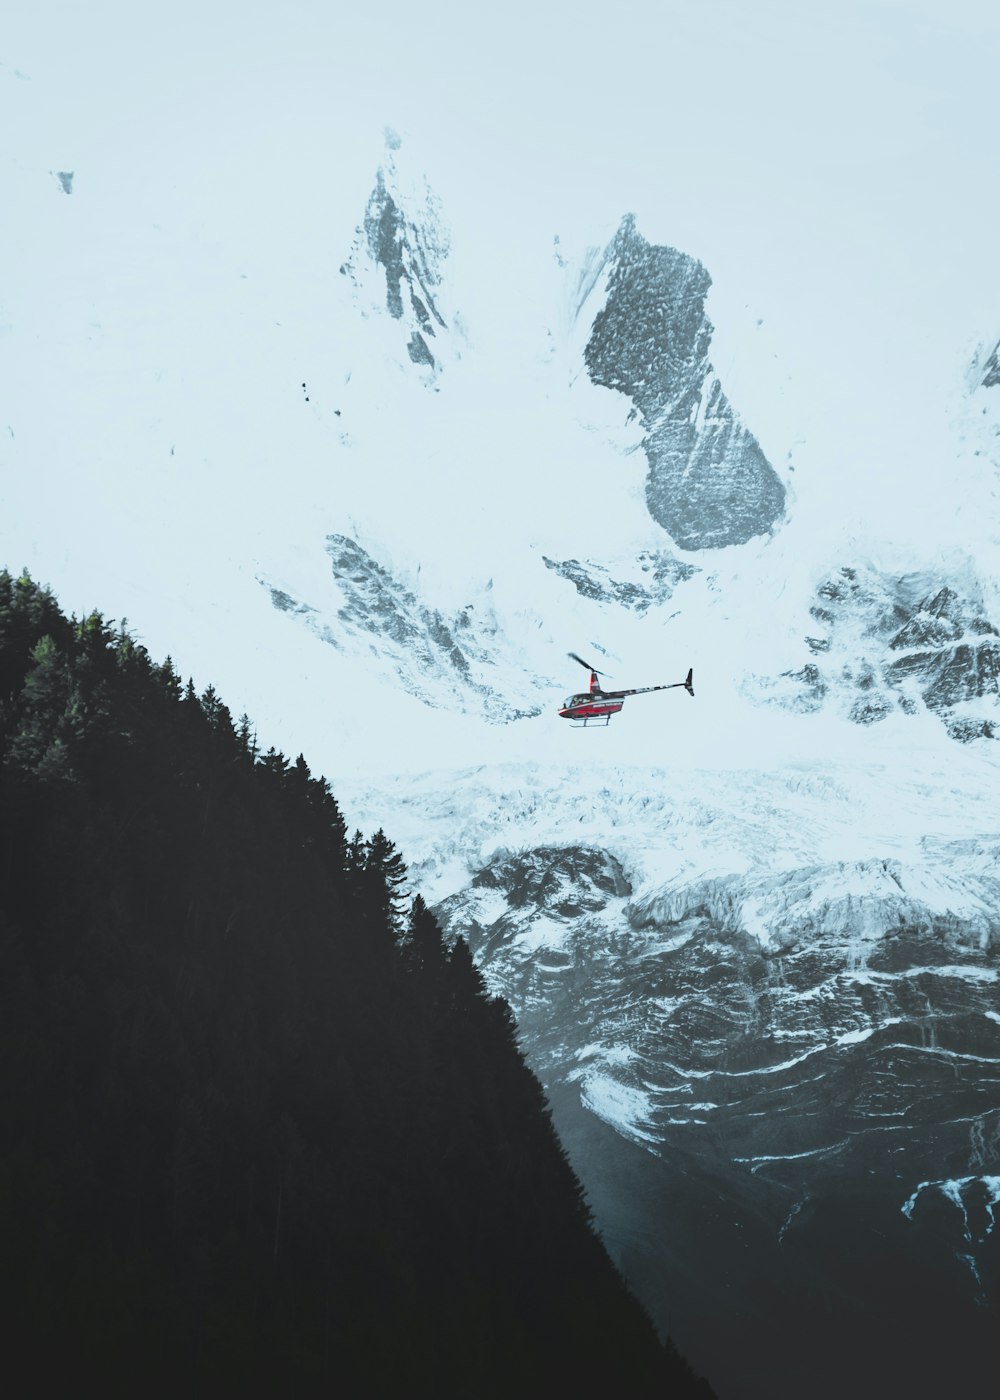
[605, 669, 694, 701]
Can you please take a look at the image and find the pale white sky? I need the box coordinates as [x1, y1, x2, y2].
[7, 1, 999, 255]
[6, 1, 998, 414]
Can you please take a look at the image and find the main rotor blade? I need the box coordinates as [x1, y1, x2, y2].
[568, 651, 605, 676]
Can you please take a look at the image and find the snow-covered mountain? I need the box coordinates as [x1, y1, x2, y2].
[4, 82, 1000, 1400]
[310, 155, 998, 1398]
[345, 754, 1000, 1398]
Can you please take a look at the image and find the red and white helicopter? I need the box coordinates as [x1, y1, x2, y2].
[558, 652, 694, 727]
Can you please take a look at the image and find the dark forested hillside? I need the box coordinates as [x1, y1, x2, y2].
[0, 569, 713, 1398]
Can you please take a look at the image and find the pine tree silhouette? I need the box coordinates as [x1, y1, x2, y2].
[0, 571, 715, 1398]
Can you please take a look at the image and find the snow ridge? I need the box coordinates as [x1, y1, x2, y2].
[340, 132, 455, 378]
[261, 535, 552, 723]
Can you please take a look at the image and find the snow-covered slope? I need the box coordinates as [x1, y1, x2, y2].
[261, 533, 550, 722]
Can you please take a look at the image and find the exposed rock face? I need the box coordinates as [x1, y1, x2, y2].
[583, 216, 786, 550]
[755, 565, 1000, 740]
[977, 338, 1000, 389]
[434, 839, 1000, 1400]
[542, 551, 697, 612]
[340, 143, 452, 375]
[261, 536, 546, 723]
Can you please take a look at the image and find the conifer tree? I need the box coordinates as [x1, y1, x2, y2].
[403, 893, 449, 976]
[7, 632, 73, 778]
[364, 828, 408, 920]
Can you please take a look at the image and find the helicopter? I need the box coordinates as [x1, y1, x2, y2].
[558, 652, 694, 727]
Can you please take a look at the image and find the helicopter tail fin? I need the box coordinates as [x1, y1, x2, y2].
[684, 668, 694, 697]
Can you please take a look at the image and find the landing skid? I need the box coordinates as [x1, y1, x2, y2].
[570, 714, 612, 728]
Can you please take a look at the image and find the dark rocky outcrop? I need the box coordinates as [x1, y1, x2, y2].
[583, 216, 786, 550]
[977, 338, 1000, 390]
[759, 567, 1000, 740]
[542, 551, 697, 611]
[261, 537, 546, 724]
[340, 140, 451, 376]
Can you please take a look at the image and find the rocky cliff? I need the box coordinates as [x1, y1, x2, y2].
[339, 131, 454, 377]
[431, 825, 1000, 1400]
[754, 564, 1000, 741]
[262, 535, 548, 723]
[582, 216, 786, 550]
